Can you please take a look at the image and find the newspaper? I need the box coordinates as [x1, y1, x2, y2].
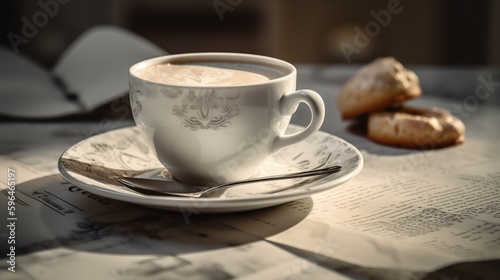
[0, 100, 499, 279]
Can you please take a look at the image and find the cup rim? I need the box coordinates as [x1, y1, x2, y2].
[129, 52, 297, 88]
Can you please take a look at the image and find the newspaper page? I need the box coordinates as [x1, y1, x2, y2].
[0, 122, 350, 280]
[1, 100, 499, 278]
[215, 103, 500, 272]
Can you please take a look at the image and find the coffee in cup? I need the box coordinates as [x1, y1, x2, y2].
[129, 53, 325, 184]
[134, 62, 284, 86]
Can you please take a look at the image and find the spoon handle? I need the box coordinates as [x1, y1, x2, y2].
[199, 165, 342, 195]
[118, 165, 342, 197]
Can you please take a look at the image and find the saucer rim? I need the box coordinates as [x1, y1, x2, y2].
[58, 125, 363, 213]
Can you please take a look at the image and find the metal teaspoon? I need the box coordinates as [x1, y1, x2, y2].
[117, 165, 341, 198]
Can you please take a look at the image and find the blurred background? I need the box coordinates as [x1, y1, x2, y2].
[1, 0, 499, 68]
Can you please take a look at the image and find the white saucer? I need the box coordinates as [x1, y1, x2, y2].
[58, 125, 363, 213]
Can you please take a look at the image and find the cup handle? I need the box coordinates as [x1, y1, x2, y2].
[271, 89, 325, 153]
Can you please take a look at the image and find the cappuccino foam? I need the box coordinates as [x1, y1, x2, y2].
[134, 62, 285, 86]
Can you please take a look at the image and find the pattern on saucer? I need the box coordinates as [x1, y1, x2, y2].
[59, 125, 363, 213]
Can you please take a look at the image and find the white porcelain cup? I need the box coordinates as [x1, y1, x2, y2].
[129, 53, 325, 184]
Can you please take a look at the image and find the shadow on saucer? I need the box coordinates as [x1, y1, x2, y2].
[5, 174, 312, 259]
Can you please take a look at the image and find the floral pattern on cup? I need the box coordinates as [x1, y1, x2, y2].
[129, 86, 142, 118]
[161, 87, 183, 98]
[172, 90, 240, 130]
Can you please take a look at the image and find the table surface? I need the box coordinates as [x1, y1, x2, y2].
[1, 64, 499, 280]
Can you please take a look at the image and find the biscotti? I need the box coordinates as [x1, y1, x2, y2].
[337, 57, 421, 120]
[368, 106, 465, 149]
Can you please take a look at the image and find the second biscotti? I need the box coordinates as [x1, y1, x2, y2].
[368, 106, 465, 149]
